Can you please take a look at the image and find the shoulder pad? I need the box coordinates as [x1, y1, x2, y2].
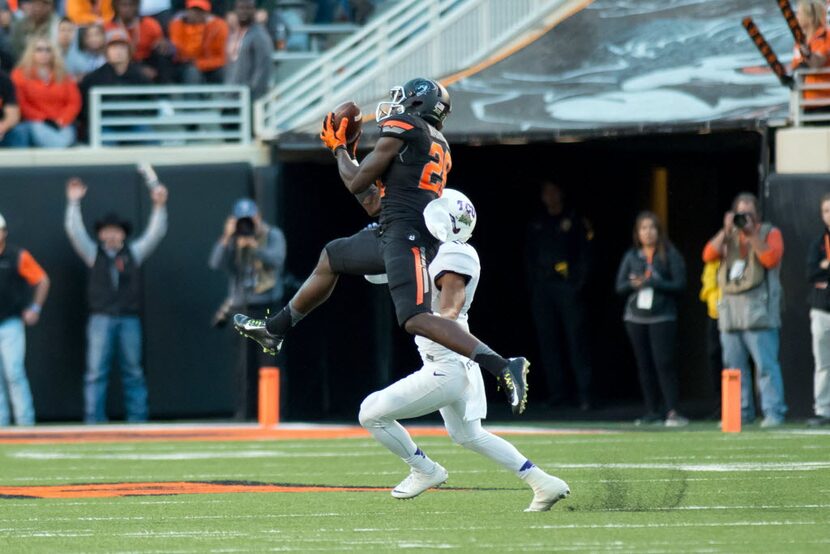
[435, 242, 480, 269]
[378, 114, 422, 137]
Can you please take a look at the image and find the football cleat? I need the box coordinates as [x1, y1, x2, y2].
[233, 314, 283, 356]
[497, 357, 530, 415]
[391, 463, 448, 499]
[524, 472, 570, 512]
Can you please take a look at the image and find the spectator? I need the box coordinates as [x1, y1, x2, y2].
[271, 0, 309, 51]
[224, 0, 272, 100]
[792, 0, 830, 107]
[0, 66, 25, 145]
[169, 0, 228, 84]
[525, 181, 594, 410]
[209, 198, 285, 420]
[106, 0, 174, 83]
[0, 211, 50, 427]
[65, 0, 114, 24]
[0, 1, 14, 71]
[806, 193, 830, 426]
[64, 23, 106, 79]
[78, 28, 150, 142]
[64, 177, 168, 424]
[9, 0, 59, 60]
[699, 259, 723, 419]
[703, 192, 786, 427]
[11, 37, 81, 147]
[56, 17, 77, 59]
[616, 211, 688, 427]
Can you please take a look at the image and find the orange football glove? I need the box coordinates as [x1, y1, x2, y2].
[320, 112, 348, 155]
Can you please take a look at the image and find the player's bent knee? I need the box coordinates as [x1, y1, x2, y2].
[447, 420, 486, 447]
[358, 393, 382, 428]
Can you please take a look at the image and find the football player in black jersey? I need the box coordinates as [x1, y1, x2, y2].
[233, 78, 530, 415]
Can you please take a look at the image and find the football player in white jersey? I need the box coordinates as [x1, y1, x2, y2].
[359, 189, 570, 511]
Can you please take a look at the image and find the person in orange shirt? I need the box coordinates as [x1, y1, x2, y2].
[792, 0, 830, 105]
[703, 192, 787, 427]
[0, 210, 50, 426]
[11, 37, 81, 147]
[168, 0, 228, 83]
[66, 0, 114, 25]
[106, 0, 174, 82]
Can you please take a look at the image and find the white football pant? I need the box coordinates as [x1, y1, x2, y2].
[359, 357, 528, 472]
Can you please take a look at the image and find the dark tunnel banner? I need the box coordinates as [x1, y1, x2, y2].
[443, 0, 793, 141]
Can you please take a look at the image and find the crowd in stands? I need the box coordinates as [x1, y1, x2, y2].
[0, 0, 383, 147]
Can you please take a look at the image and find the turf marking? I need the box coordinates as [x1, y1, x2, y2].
[556, 461, 830, 472]
[0, 480, 516, 500]
[529, 520, 821, 529]
[0, 423, 607, 445]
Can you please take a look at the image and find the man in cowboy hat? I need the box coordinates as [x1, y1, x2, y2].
[64, 176, 168, 423]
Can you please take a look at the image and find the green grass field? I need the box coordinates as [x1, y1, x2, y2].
[1, 423, 829, 553]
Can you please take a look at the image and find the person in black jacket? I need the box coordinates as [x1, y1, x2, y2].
[78, 28, 151, 144]
[525, 181, 594, 410]
[807, 193, 830, 426]
[615, 211, 688, 427]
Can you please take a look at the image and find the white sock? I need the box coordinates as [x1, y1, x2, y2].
[520, 466, 552, 490]
[404, 447, 438, 474]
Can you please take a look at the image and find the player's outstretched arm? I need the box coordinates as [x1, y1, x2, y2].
[435, 272, 467, 320]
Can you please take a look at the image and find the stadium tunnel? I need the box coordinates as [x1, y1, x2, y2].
[272, 129, 763, 420]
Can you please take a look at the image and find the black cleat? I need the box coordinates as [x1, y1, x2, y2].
[497, 357, 529, 415]
[233, 314, 284, 356]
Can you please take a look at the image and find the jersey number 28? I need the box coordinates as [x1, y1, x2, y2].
[419, 142, 451, 196]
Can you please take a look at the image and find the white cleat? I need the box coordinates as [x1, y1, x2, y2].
[391, 463, 448, 499]
[525, 474, 570, 512]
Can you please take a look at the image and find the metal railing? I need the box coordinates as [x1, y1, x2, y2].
[88, 85, 251, 148]
[255, 0, 567, 139]
[790, 68, 830, 126]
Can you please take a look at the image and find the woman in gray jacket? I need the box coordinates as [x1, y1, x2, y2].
[615, 211, 688, 427]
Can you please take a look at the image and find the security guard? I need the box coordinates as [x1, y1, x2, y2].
[525, 181, 594, 410]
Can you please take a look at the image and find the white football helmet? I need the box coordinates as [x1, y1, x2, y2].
[423, 189, 477, 243]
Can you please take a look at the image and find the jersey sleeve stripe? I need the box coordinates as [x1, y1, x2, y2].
[381, 120, 415, 131]
[18, 249, 47, 286]
[411, 247, 424, 305]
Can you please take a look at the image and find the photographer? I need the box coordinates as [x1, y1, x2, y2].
[209, 198, 285, 420]
[703, 192, 787, 428]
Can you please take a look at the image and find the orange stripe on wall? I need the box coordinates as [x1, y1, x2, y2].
[412, 247, 424, 305]
[441, 0, 595, 87]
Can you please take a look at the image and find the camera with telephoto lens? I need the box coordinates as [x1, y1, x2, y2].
[733, 212, 752, 229]
[234, 217, 255, 237]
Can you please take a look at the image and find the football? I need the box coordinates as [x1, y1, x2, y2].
[333, 101, 363, 143]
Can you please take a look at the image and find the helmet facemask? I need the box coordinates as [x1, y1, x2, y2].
[376, 86, 406, 122]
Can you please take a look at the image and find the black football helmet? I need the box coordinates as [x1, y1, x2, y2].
[376, 78, 451, 128]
